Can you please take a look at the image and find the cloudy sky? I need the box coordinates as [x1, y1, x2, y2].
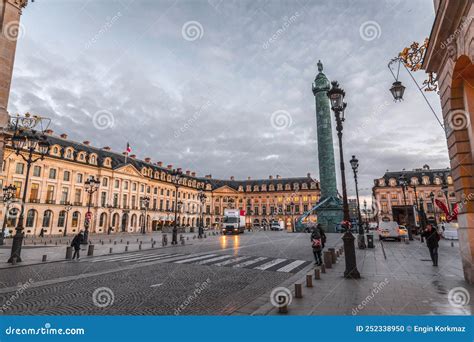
[8, 0, 448, 199]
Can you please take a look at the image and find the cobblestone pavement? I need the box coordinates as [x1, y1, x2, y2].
[0, 231, 342, 315]
[240, 237, 474, 316]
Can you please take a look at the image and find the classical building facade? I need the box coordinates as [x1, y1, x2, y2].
[422, 0, 474, 282]
[372, 165, 455, 223]
[0, 130, 320, 236]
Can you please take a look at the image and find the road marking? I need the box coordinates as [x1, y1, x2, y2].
[213, 256, 252, 266]
[276, 260, 306, 273]
[133, 253, 187, 264]
[119, 253, 175, 263]
[233, 257, 267, 268]
[196, 255, 233, 265]
[150, 283, 163, 288]
[91, 252, 147, 262]
[254, 258, 287, 270]
[174, 254, 218, 264]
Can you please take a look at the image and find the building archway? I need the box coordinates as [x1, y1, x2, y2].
[121, 213, 129, 232]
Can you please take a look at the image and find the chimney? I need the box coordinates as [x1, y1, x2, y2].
[230, 176, 235, 181]
[276, 175, 281, 179]
[269, 175, 273, 180]
[247, 176, 251, 180]
[307, 173, 311, 178]
[145, 157, 151, 163]
[130, 154, 136, 159]
[205, 174, 212, 179]
[167, 164, 172, 170]
[60, 133, 68, 139]
[186, 170, 191, 176]
[44, 129, 53, 135]
[191, 172, 196, 177]
[102, 146, 111, 151]
[157, 161, 163, 167]
[83, 141, 90, 146]
[122, 152, 127, 156]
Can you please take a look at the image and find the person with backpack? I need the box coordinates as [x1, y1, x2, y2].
[310, 227, 323, 265]
[421, 224, 440, 266]
[71, 231, 84, 260]
[316, 224, 327, 249]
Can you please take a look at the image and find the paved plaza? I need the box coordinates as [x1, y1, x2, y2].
[0, 231, 472, 316]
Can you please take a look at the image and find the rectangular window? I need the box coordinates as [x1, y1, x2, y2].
[262, 206, 267, 215]
[74, 189, 82, 205]
[254, 207, 259, 215]
[391, 193, 398, 200]
[141, 184, 145, 192]
[160, 199, 163, 210]
[33, 166, 41, 177]
[49, 168, 57, 179]
[124, 181, 129, 190]
[13, 181, 22, 198]
[102, 177, 108, 187]
[29, 183, 39, 202]
[153, 199, 157, 210]
[101, 192, 107, 207]
[132, 195, 136, 208]
[206, 205, 210, 214]
[76, 173, 83, 184]
[15, 163, 24, 175]
[61, 187, 69, 204]
[132, 182, 137, 191]
[63, 171, 70, 181]
[122, 194, 128, 208]
[166, 200, 169, 210]
[113, 193, 119, 207]
[46, 185, 55, 202]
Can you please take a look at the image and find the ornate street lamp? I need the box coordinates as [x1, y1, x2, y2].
[83, 175, 100, 244]
[290, 201, 295, 233]
[63, 202, 73, 237]
[8, 128, 50, 263]
[350, 155, 365, 249]
[429, 191, 438, 226]
[327, 81, 360, 279]
[398, 174, 413, 241]
[171, 168, 183, 244]
[140, 196, 150, 234]
[363, 199, 369, 231]
[0, 185, 16, 246]
[198, 190, 207, 238]
[389, 81, 406, 102]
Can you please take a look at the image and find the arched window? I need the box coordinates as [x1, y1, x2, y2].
[131, 214, 137, 227]
[42, 210, 53, 227]
[99, 212, 107, 227]
[112, 213, 119, 227]
[72, 211, 80, 227]
[26, 209, 36, 228]
[58, 210, 66, 227]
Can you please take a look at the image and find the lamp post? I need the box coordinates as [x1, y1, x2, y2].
[107, 205, 114, 234]
[350, 155, 365, 249]
[429, 191, 438, 225]
[289, 201, 295, 233]
[8, 129, 50, 263]
[409, 181, 421, 235]
[363, 199, 369, 232]
[63, 202, 73, 237]
[0, 185, 16, 245]
[83, 175, 100, 244]
[441, 178, 451, 214]
[419, 197, 427, 242]
[327, 81, 360, 279]
[398, 175, 413, 241]
[198, 190, 206, 238]
[171, 168, 183, 245]
[140, 196, 150, 234]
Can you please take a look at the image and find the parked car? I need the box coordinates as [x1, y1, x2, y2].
[335, 223, 357, 233]
[377, 221, 405, 241]
[270, 220, 284, 231]
[368, 222, 378, 231]
[442, 222, 459, 240]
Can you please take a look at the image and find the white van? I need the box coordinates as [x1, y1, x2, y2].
[442, 222, 459, 240]
[378, 221, 405, 241]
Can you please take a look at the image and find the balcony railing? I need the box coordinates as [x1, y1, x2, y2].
[73, 201, 82, 206]
[46, 199, 56, 204]
[29, 198, 40, 203]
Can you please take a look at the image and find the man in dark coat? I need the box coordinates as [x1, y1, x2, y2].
[71, 231, 84, 260]
[421, 224, 440, 266]
[310, 227, 323, 265]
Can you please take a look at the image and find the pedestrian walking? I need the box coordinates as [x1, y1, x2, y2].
[311, 227, 323, 265]
[39, 228, 44, 238]
[316, 224, 327, 249]
[421, 224, 440, 266]
[71, 231, 84, 260]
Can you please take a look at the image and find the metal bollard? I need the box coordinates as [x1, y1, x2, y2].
[66, 246, 73, 260]
[139, 241, 142, 245]
[306, 274, 313, 288]
[314, 268, 320, 280]
[114, 241, 117, 245]
[139, 244, 142, 250]
[336, 250, 339, 258]
[127, 241, 130, 245]
[87, 244, 95, 256]
[328, 248, 336, 263]
[42, 255, 47, 262]
[295, 283, 303, 298]
[120, 239, 123, 243]
[101, 241, 104, 245]
[11, 257, 17, 265]
[55, 241, 57, 246]
[125, 246, 128, 252]
[109, 247, 113, 254]
[137, 238, 139, 242]
[323, 251, 332, 268]
[321, 263, 326, 273]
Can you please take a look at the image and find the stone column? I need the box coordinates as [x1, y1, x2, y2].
[0, 0, 28, 167]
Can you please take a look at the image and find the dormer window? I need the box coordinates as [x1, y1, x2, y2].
[285, 184, 291, 190]
[277, 184, 283, 190]
[238, 186, 244, 192]
[378, 179, 386, 186]
[422, 176, 430, 185]
[253, 185, 259, 191]
[269, 184, 275, 191]
[389, 178, 396, 187]
[90, 155, 96, 164]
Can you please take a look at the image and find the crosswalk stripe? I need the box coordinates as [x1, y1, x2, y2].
[91, 252, 147, 262]
[121, 253, 179, 263]
[254, 258, 287, 270]
[233, 257, 267, 268]
[196, 255, 233, 265]
[174, 254, 218, 264]
[149, 252, 208, 264]
[276, 260, 306, 273]
[134, 253, 189, 264]
[213, 256, 252, 266]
